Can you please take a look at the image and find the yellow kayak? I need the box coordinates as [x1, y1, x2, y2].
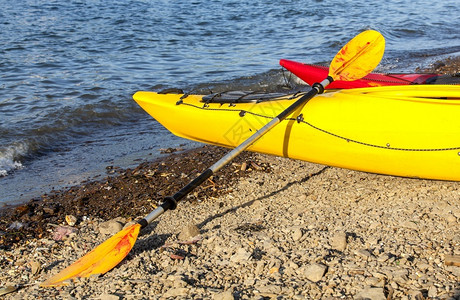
[133, 85, 460, 181]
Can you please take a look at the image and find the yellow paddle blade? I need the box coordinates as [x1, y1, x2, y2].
[41, 223, 141, 287]
[329, 30, 385, 82]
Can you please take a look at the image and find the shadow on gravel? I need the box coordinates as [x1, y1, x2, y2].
[128, 166, 329, 255]
[131, 221, 172, 255]
[198, 166, 329, 230]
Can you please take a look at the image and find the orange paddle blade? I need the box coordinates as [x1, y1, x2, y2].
[41, 223, 141, 287]
[329, 30, 385, 82]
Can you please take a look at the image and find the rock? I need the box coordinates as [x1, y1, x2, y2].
[401, 221, 418, 230]
[355, 287, 386, 300]
[123, 220, 138, 229]
[230, 248, 251, 263]
[445, 254, 460, 267]
[257, 284, 282, 295]
[14, 205, 29, 217]
[213, 290, 234, 300]
[408, 290, 424, 299]
[178, 224, 200, 241]
[97, 293, 120, 300]
[251, 199, 262, 208]
[299, 263, 327, 282]
[444, 212, 456, 223]
[365, 276, 385, 287]
[292, 228, 303, 241]
[428, 285, 437, 298]
[377, 253, 390, 263]
[30, 260, 41, 275]
[330, 232, 347, 251]
[99, 219, 124, 235]
[254, 261, 265, 275]
[65, 215, 77, 226]
[43, 207, 56, 214]
[163, 287, 190, 298]
[354, 249, 373, 260]
[268, 266, 279, 275]
[8, 221, 24, 230]
[446, 266, 460, 277]
[0, 285, 17, 296]
[52, 225, 77, 241]
[284, 260, 299, 275]
[392, 269, 409, 282]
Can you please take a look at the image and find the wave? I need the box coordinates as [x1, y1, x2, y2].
[0, 143, 26, 177]
[0, 98, 146, 176]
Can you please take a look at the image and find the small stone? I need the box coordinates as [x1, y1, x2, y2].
[292, 228, 303, 241]
[43, 207, 56, 214]
[0, 285, 17, 296]
[123, 220, 138, 229]
[401, 221, 418, 230]
[14, 205, 29, 217]
[178, 224, 200, 241]
[257, 284, 282, 295]
[213, 290, 234, 300]
[30, 260, 41, 275]
[446, 266, 460, 277]
[355, 287, 386, 300]
[300, 263, 327, 283]
[99, 219, 124, 235]
[230, 248, 251, 263]
[98, 293, 120, 300]
[163, 287, 190, 298]
[365, 276, 385, 287]
[392, 269, 409, 282]
[355, 249, 372, 260]
[427, 285, 437, 298]
[65, 215, 77, 226]
[330, 232, 347, 251]
[445, 254, 460, 267]
[8, 221, 24, 230]
[408, 290, 424, 299]
[377, 253, 390, 263]
[254, 261, 265, 275]
[52, 225, 77, 241]
[251, 200, 262, 208]
[446, 214, 457, 223]
[298, 194, 307, 202]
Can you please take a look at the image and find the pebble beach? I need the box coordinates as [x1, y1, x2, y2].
[1, 58, 460, 299]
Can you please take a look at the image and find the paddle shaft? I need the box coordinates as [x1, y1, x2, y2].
[138, 77, 331, 228]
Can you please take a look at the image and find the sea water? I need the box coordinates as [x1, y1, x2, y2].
[1, 0, 459, 205]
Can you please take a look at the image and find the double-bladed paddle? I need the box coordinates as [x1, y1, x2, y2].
[41, 30, 385, 287]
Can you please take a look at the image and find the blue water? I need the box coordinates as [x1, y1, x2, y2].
[1, 0, 459, 205]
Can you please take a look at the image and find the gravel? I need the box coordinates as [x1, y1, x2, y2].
[1, 153, 459, 299]
[1, 57, 459, 299]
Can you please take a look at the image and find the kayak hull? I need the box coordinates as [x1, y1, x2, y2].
[133, 85, 460, 181]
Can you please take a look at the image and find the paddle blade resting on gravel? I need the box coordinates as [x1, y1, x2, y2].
[329, 30, 385, 82]
[40, 223, 141, 287]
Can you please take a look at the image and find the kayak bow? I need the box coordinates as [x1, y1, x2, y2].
[133, 85, 460, 181]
